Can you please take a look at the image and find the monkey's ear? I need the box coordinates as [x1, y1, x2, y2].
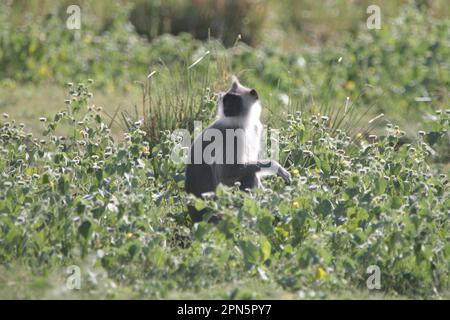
[230, 75, 240, 92]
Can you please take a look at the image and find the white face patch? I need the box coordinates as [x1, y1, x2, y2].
[214, 78, 263, 163]
[217, 97, 262, 127]
[217, 77, 261, 124]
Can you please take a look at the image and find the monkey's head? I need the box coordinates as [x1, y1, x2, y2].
[218, 77, 261, 120]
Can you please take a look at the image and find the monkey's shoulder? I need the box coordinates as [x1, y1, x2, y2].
[210, 118, 262, 132]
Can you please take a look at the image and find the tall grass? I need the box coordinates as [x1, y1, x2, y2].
[117, 40, 232, 147]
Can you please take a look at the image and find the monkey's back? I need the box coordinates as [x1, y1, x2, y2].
[185, 120, 237, 196]
[185, 117, 264, 197]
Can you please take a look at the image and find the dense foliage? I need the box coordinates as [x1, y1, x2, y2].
[0, 1, 449, 299]
[1, 4, 448, 127]
[0, 82, 448, 298]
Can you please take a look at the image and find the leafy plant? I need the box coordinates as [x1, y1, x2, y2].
[1, 81, 448, 298]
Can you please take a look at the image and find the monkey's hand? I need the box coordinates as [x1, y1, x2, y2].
[277, 166, 292, 185]
[256, 160, 292, 185]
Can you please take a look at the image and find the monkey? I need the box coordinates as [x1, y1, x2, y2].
[185, 77, 291, 222]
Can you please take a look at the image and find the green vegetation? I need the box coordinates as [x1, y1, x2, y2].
[0, 1, 449, 299]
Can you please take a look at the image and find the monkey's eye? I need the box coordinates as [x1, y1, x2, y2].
[250, 89, 258, 99]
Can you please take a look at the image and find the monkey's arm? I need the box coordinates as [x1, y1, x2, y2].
[223, 160, 291, 185]
[255, 160, 292, 185]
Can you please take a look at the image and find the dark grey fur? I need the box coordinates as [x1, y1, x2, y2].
[185, 79, 291, 222]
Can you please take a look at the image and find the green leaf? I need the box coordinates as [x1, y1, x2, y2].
[239, 240, 261, 265]
[194, 198, 206, 211]
[425, 131, 441, 146]
[257, 211, 274, 235]
[391, 196, 402, 209]
[316, 199, 333, 216]
[243, 198, 257, 215]
[78, 220, 92, 239]
[259, 236, 271, 262]
[57, 176, 69, 194]
[374, 177, 386, 195]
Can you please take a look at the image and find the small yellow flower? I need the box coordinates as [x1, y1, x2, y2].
[83, 35, 93, 44]
[311, 106, 320, 114]
[25, 167, 36, 177]
[372, 196, 381, 204]
[126, 232, 133, 240]
[340, 160, 350, 167]
[38, 65, 51, 78]
[292, 168, 300, 177]
[140, 146, 150, 154]
[127, 140, 132, 146]
[356, 132, 363, 139]
[28, 41, 38, 54]
[345, 80, 356, 91]
[292, 201, 300, 209]
[316, 267, 327, 280]
[79, 130, 88, 139]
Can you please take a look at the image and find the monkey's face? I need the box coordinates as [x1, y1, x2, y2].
[220, 78, 260, 118]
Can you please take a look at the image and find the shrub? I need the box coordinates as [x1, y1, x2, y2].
[0, 82, 448, 298]
[129, 0, 268, 47]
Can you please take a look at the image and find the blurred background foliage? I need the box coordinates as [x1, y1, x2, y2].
[3, 0, 449, 46]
